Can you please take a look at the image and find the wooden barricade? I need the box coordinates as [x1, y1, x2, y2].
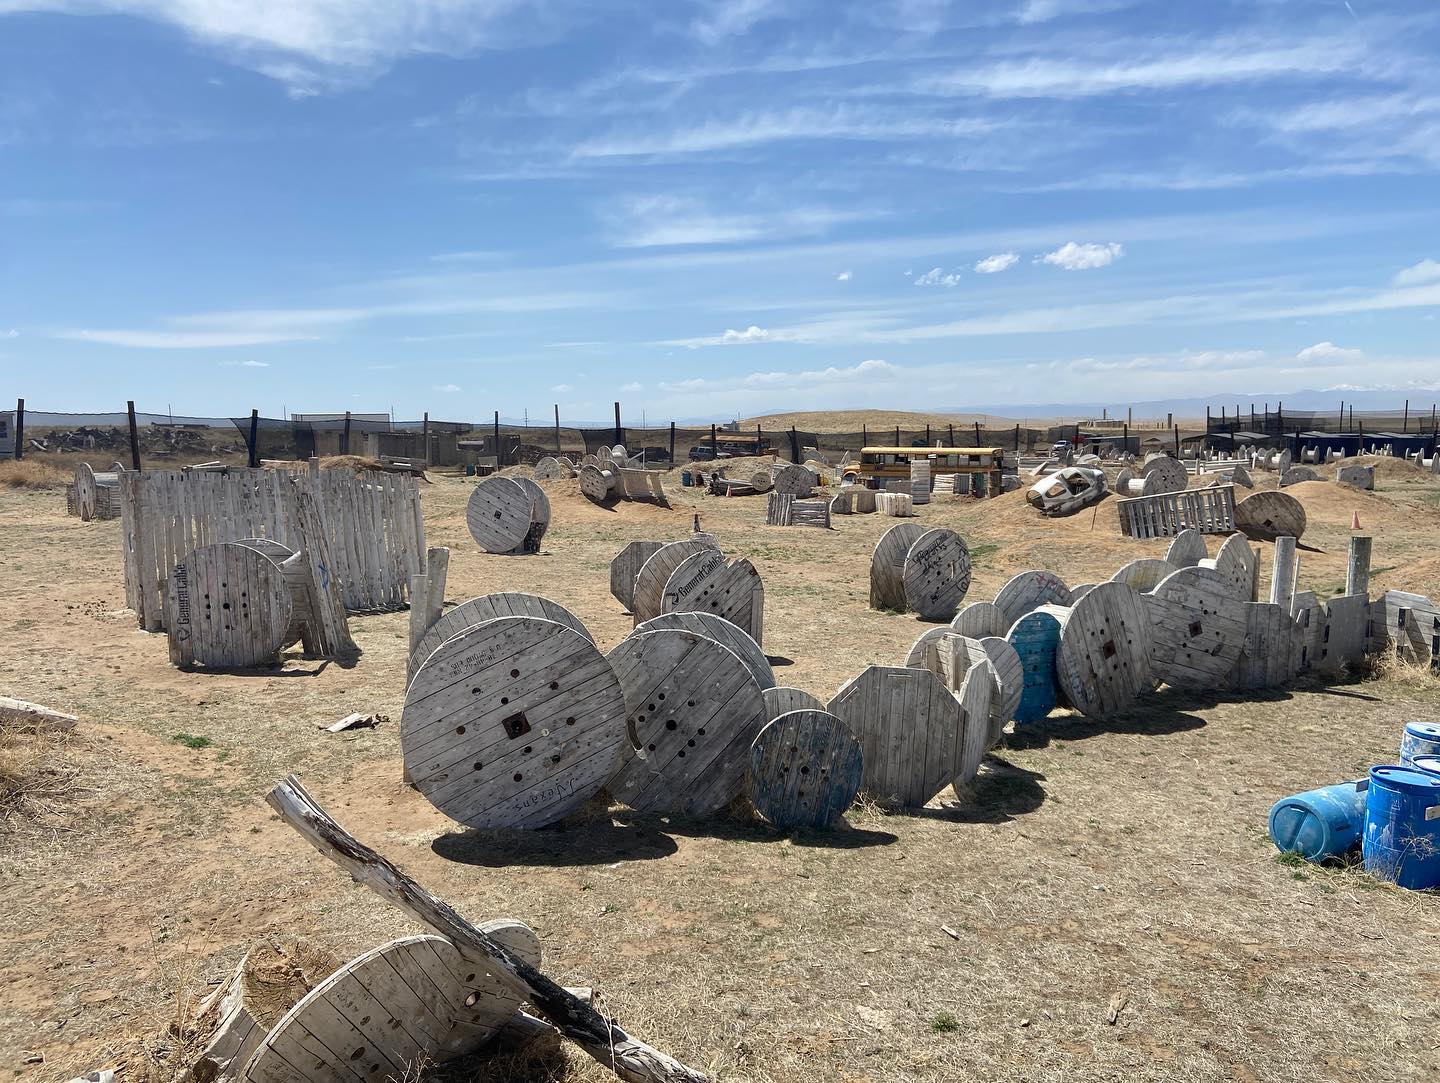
[1116, 484, 1237, 539]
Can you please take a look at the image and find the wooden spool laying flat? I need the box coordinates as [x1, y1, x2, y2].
[1006, 605, 1068, 724]
[749, 709, 863, 831]
[1280, 466, 1319, 487]
[870, 522, 927, 611]
[511, 476, 551, 553]
[1235, 490, 1307, 541]
[827, 665, 962, 808]
[1165, 528, 1208, 568]
[166, 542, 292, 668]
[634, 611, 775, 690]
[976, 636, 1023, 745]
[662, 554, 764, 645]
[409, 592, 592, 677]
[994, 570, 1073, 628]
[466, 476, 533, 553]
[954, 662, 996, 786]
[610, 540, 666, 612]
[1140, 456, 1188, 495]
[762, 686, 824, 719]
[606, 630, 767, 816]
[1109, 558, 1175, 593]
[402, 617, 628, 829]
[1145, 566, 1248, 690]
[578, 463, 617, 504]
[632, 537, 722, 623]
[950, 600, 1010, 639]
[1232, 463, 1254, 488]
[902, 527, 972, 621]
[1230, 601, 1302, 690]
[1055, 582, 1152, 721]
[242, 926, 539, 1083]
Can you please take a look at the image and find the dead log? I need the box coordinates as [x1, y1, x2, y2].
[265, 775, 709, 1083]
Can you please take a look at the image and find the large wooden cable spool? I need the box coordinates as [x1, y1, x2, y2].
[402, 616, 629, 830]
[631, 537, 721, 622]
[901, 527, 972, 621]
[1230, 601, 1303, 690]
[165, 542, 293, 668]
[532, 456, 575, 480]
[511, 476, 551, 553]
[1055, 581, 1153, 721]
[904, 626, 953, 668]
[1165, 528, 1208, 568]
[826, 665, 962, 808]
[408, 593, 592, 678]
[953, 661, 997, 786]
[950, 600, 1010, 639]
[1145, 565, 1248, 691]
[762, 686, 825, 719]
[975, 636, 1023, 745]
[1140, 455, 1188, 495]
[1109, 558, 1175, 593]
[770, 463, 814, 497]
[633, 611, 775, 690]
[748, 709, 863, 831]
[233, 538, 307, 650]
[1205, 532, 1258, 600]
[465, 476, 534, 553]
[605, 630, 768, 816]
[661, 555, 764, 644]
[610, 540, 666, 612]
[1005, 604, 1069, 724]
[994, 569, 1073, 627]
[1235, 490, 1307, 541]
[869, 522, 927, 611]
[578, 463, 618, 504]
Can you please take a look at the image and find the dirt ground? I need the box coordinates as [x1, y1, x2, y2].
[1, 454, 1438, 1083]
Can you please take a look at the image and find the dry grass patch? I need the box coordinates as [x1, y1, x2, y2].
[0, 459, 70, 490]
[0, 716, 82, 829]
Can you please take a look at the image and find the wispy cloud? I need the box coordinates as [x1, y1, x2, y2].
[974, 252, 1019, 274]
[219, 360, 270, 367]
[58, 328, 309, 348]
[606, 194, 872, 248]
[691, 0, 785, 43]
[434, 383, 461, 393]
[835, 270, 852, 281]
[1296, 341, 1364, 363]
[1394, 258, 1440, 286]
[915, 267, 962, 287]
[550, 382, 573, 392]
[659, 358, 899, 394]
[1040, 241, 1123, 270]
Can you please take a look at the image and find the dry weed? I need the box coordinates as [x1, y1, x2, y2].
[0, 459, 70, 489]
[1358, 649, 1440, 693]
[0, 718, 82, 828]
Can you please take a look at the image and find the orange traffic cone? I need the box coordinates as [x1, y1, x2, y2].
[1351, 511, 1361, 530]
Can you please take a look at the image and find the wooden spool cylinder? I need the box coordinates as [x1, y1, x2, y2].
[578, 463, 618, 504]
[1055, 582, 1153, 721]
[466, 476, 538, 554]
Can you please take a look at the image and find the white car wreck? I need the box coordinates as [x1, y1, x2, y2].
[1026, 466, 1108, 517]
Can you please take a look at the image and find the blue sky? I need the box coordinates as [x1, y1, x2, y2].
[2, 0, 1439, 421]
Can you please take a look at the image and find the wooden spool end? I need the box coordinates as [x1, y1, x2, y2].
[1055, 581, 1152, 721]
[901, 527, 972, 621]
[749, 709, 863, 831]
[762, 686, 825, 720]
[408, 592, 592, 679]
[950, 600, 1010, 639]
[1109, 557, 1176, 594]
[578, 463, 618, 504]
[1005, 605, 1069, 724]
[632, 538, 722, 623]
[1165, 528, 1208, 568]
[633, 610, 775, 690]
[1145, 565, 1248, 690]
[165, 542, 292, 669]
[610, 540, 666, 612]
[869, 522, 927, 611]
[994, 569, 1073, 628]
[466, 476, 534, 553]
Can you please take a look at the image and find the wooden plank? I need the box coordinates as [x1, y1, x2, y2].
[748, 709, 863, 830]
[605, 630, 768, 816]
[1229, 601, 1303, 690]
[901, 527, 972, 620]
[1055, 582, 1153, 720]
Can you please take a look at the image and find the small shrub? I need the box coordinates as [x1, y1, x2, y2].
[930, 1011, 960, 1034]
[170, 733, 213, 750]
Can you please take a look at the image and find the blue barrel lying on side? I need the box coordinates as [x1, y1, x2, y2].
[1400, 721, 1440, 765]
[1411, 754, 1440, 778]
[1362, 765, 1440, 889]
[1268, 780, 1369, 862]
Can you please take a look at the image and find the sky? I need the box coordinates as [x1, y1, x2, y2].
[2, 0, 1439, 422]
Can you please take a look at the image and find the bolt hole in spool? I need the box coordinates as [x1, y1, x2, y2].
[502, 712, 531, 739]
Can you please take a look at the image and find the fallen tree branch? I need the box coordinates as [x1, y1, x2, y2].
[0, 697, 77, 734]
[265, 775, 709, 1083]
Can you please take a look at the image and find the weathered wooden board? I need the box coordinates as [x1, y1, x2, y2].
[1235, 490, 1307, 541]
[1232, 462, 1254, 488]
[1006, 605, 1068, 724]
[634, 611, 776, 690]
[1371, 590, 1440, 667]
[1116, 485, 1236, 539]
[609, 540, 666, 612]
[1110, 558, 1176, 593]
[1204, 532, 1258, 601]
[632, 537, 722, 623]
[1280, 465, 1319, 487]
[1145, 566, 1248, 690]
[1229, 601, 1303, 690]
[869, 522, 927, 610]
[771, 463, 814, 497]
[950, 600, 1010, 639]
[953, 661, 996, 786]
[762, 686, 825, 719]
[409, 592, 592, 677]
[826, 665, 962, 808]
[1336, 463, 1375, 490]
[994, 569, 1073, 627]
[165, 542, 292, 668]
[976, 636, 1023, 745]
[662, 555, 765, 645]
[1055, 582, 1153, 720]
[1140, 455, 1188, 495]
[1165, 528, 1208, 568]
[605, 630, 767, 816]
[901, 527, 972, 621]
[402, 617, 628, 829]
[904, 626, 953, 669]
[1312, 593, 1370, 676]
[748, 709, 864, 830]
[465, 476, 533, 554]
[510, 476, 551, 553]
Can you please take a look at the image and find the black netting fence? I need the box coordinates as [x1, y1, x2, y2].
[1206, 406, 1440, 441]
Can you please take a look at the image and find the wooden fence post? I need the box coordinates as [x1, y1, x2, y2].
[13, 398, 22, 460]
[127, 400, 141, 470]
[710, 423, 717, 459]
[554, 404, 561, 453]
[248, 409, 260, 467]
[341, 410, 352, 455]
[669, 421, 676, 464]
[493, 410, 501, 465]
[422, 411, 430, 467]
[1347, 536, 1372, 596]
[613, 401, 622, 447]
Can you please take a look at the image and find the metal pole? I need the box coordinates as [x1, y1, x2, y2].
[710, 423, 717, 459]
[423, 411, 430, 466]
[13, 398, 22, 460]
[493, 410, 501, 465]
[669, 421, 676, 464]
[554, 404, 561, 453]
[127, 400, 141, 470]
[342, 410, 352, 455]
[248, 408, 260, 467]
[614, 401, 622, 447]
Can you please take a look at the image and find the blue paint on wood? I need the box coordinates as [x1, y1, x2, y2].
[749, 709, 863, 831]
[1007, 609, 1063, 724]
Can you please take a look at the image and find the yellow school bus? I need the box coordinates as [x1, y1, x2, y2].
[844, 446, 1004, 489]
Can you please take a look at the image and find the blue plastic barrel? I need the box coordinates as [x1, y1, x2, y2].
[1006, 608, 1065, 724]
[1411, 755, 1440, 778]
[681, 470, 693, 487]
[1399, 721, 1440, 765]
[1268, 780, 1368, 862]
[1362, 765, 1440, 889]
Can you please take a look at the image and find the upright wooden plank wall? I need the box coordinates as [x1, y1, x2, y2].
[120, 466, 423, 631]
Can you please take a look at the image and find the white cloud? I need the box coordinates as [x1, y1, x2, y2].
[1040, 241, 1123, 270]
[607, 194, 869, 248]
[720, 325, 771, 343]
[915, 267, 962, 287]
[620, 381, 643, 392]
[1296, 341, 1364, 363]
[434, 383, 462, 393]
[974, 252, 1019, 274]
[835, 270, 852, 281]
[659, 358, 899, 394]
[691, 0, 784, 43]
[0, 328, 16, 338]
[219, 359, 270, 367]
[57, 328, 307, 348]
[1394, 258, 1440, 287]
[550, 383, 573, 392]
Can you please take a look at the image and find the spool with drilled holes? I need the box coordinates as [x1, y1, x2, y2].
[748, 709, 863, 830]
[1055, 582, 1152, 721]
[165, 541, 292, 668]
[901, 527, 972, 621]
[466, 476, 534, 553]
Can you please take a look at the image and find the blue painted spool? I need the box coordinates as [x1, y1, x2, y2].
[1006, 608, 1063, 724]
[1362, 765, 1440, 889]
[1267, 780, 1368, 862]
[1399, 721, 1440, 765]
[1411, 754, 1440, 778]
